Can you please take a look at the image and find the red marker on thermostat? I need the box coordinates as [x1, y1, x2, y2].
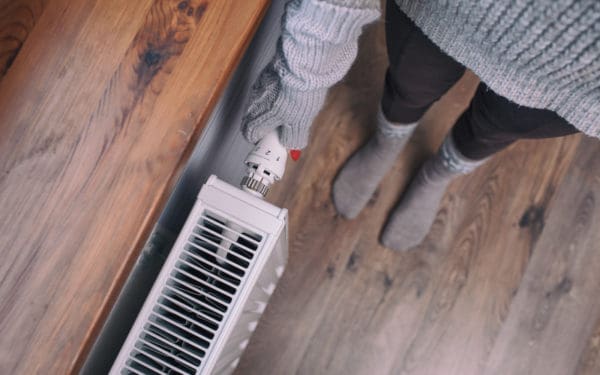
[290, 149, 301, 161]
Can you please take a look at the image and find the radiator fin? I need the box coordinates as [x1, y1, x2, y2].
[211, 232, 287, 375]
[121, 211, 263, 375]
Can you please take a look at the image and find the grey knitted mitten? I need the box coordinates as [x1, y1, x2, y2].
[332, 107, 417, 218]
[242, 0, 380, 149]
[380, 133, 487, 251]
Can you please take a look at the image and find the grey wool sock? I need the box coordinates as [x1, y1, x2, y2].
[332, 106, 417, 219]
[380, 132, 487, 251]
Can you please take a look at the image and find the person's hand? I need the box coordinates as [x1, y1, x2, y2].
[242, 0, 380, 150]
[242, 62, 326, 150]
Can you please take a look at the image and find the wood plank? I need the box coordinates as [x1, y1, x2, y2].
[484, 136, 600, 375]
[0, 0, 48, 78]
[236, 14, 598, 375]
[0, 0, 269, 373]
[577, 317, 600, 375]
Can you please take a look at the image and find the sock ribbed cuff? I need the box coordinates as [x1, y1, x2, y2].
[376, 106, 418, 138]
[439, 132, 488, 174]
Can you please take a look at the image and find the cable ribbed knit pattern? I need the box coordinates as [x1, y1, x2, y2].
[395, 0, 600, 138]
[242, 0, 380, 149]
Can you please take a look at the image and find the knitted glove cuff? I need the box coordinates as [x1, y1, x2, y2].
[278, 0, 380, 90]
[242, 0, 381, 149]
[323, 0, 381, 10]
[286, 0, 380, 44]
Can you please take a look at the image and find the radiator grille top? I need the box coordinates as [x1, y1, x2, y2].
[122, 211, 263, 375]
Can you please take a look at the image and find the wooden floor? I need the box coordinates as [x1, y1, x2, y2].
[235, 17, 600, 375]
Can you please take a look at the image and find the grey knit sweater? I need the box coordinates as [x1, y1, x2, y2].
[242, 0, 600, 149]
[399, 0, 600, 138]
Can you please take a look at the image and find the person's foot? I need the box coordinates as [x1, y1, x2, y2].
[332, 107, 417, 219]
[380, 133, 487, 251]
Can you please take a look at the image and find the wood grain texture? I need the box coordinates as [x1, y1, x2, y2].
[484, 136, 600, 375]
[0, 0, 47, 78]
[578, 317, 600, 375]
[235, 15, 600, 375]
[0, 0, 269, 373]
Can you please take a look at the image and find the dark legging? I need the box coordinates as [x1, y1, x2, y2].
[382, 1, 579, 160]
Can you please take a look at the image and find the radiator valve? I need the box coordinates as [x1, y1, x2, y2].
[242, 131, 288, 198]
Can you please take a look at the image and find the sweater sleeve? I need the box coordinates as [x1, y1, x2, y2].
[242, 0, 380, 149]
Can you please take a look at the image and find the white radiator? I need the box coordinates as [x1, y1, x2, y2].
[110, 175, 288, 375]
